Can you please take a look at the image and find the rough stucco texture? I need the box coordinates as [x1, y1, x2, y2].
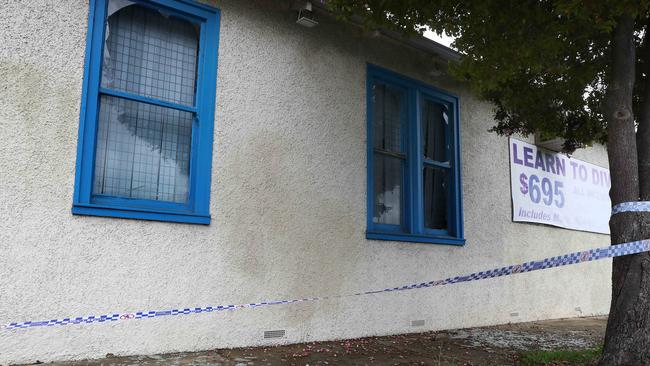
[0, 0, 612, 364]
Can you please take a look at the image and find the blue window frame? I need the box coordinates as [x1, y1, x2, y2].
[366, 64, 464, 245]
[73, 0, 220, 224]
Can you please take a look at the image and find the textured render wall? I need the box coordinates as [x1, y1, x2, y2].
[0, 0, 611, 364]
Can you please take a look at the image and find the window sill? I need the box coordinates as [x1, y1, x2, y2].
[366, 231, 465, 246]
[72, 204, 210, 225]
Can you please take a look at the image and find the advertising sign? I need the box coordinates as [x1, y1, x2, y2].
[509, 138, 611, 234]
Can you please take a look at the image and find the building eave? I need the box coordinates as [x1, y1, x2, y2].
[310, 2, 461, 62]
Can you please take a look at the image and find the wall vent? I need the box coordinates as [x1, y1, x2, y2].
[510, 312, 520, 317]
[411, 320, 425, 327]
[264, 330, 286, 339]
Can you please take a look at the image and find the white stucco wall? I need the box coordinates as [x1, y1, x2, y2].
[0, 0, 612, 364]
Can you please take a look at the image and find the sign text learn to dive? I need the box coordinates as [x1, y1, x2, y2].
[509, 138, 611, 234]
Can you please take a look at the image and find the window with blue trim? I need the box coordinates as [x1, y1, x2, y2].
[366, 65, 464, 245]
[73, 0, 220, 224]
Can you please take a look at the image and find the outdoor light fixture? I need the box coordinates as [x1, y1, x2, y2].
[296, 1, 318, 27]
[534, 132, 566, 152]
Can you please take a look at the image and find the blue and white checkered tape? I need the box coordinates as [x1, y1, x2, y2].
[2, 238, 649, 333]
[612, 201, 650, 215]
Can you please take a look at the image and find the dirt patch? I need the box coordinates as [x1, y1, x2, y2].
[448, 317, 604, 352]
[42, 316, 606, 366]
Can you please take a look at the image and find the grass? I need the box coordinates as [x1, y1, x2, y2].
[520, 346, 603, 365]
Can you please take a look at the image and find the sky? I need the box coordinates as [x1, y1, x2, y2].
[424, 30, 455, 49]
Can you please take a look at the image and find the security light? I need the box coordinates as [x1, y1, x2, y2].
[296, 1, 318, 28]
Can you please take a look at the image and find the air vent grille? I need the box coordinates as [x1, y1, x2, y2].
[264, 329, 286, 339]
[411, 320, 425, 327]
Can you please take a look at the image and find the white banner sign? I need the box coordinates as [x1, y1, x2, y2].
[509, 138, 611, 234]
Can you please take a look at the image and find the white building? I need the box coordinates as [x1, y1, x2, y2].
[0, 0, 611, 364]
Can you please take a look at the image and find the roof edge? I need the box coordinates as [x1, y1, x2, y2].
[310, 2, 461, 62]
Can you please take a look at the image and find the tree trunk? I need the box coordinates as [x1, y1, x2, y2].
[640, 22, 650, 201]
[599, 15, 650, 366]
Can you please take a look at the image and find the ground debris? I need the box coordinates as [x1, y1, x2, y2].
[41, 316, 606, 366]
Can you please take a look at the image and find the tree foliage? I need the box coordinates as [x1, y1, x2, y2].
[326, 0, 650, 151]
[326, 2, 650, 364]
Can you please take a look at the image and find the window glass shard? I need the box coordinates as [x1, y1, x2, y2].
[422, 100, 447, 162]
[93, 95, 192, 203]
[372, 154, 403, 225]
[102, 0, 199, 106]
[372, 83, 404, 153]
[423, 166, 448, 230]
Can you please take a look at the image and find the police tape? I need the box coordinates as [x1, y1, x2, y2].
[611, 201, 650, 215]
[2, 238, 650, 332]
